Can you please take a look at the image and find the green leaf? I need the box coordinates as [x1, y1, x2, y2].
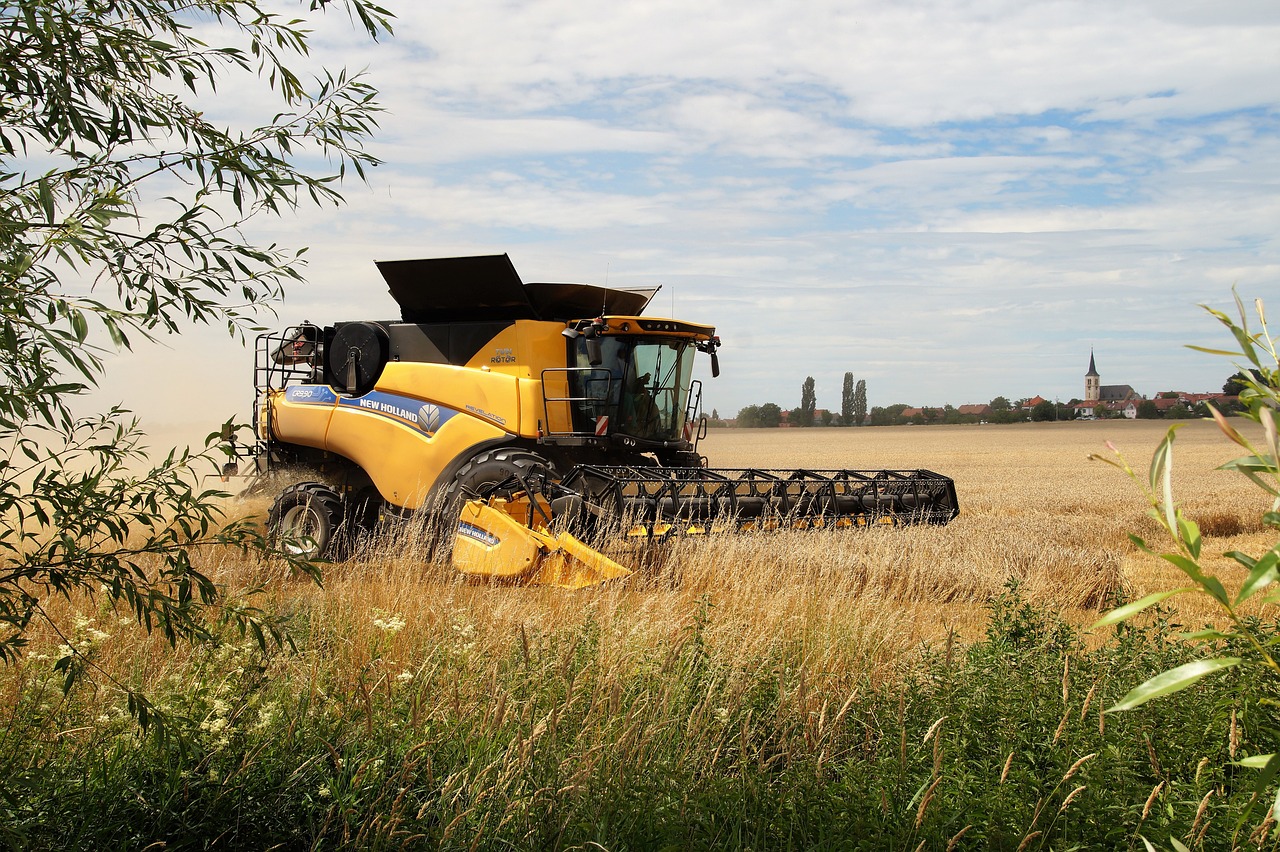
[1236, 753, 1276, 769]
[1237, 546, 1280, 606]
[1159, 552, 1228, 605]
[1090, 589, 1192, 631]
[1177, 513, 1201, 560]
[1186, 345, 1244, 357]
[1232, 753, 1280, 828]
[37, 177, 55, 223]
[1109, 657, 1243, 712]
[1148, 429, 1177, 535]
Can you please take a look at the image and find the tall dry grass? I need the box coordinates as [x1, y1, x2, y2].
[29, 419, 1263, 688]
[17, 418, 1266, 700]
[4, 417, 1275, 849]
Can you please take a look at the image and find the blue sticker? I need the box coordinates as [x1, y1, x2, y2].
[284, 385, 338, 405]
[338, 390, 457, 434]
[458, 521, 500, 547]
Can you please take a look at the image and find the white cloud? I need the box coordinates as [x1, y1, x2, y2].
[79, 0, 1280, 431]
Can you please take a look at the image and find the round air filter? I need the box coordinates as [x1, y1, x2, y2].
[327, 322, 389, 396]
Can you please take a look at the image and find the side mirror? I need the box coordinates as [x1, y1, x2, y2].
[710, 352, 720, 378]
[586, 337, 603, 367]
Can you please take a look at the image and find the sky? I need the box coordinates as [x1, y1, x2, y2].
[90, 0, 1280, 440]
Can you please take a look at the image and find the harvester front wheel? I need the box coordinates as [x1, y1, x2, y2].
[435, 448, 554, 558]
[445, 448, 555, 511]
[268, 482, 346, 560]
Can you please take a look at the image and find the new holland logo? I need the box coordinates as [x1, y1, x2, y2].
[417, 403, 442, 433]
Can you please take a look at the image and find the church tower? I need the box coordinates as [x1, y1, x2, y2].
[1085, 351, 1100, 402]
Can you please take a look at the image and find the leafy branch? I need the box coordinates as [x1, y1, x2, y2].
[0, 0, 394, 728]
[1090, 291, 1280, 843]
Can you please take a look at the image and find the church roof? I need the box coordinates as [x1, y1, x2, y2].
[1099, 384, 1137, 401]
[1086, 350, 1099, 377]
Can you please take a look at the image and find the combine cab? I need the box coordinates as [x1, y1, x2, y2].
[238, 254, 958, 586]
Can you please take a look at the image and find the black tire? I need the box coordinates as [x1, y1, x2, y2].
[446, 447, 553, 502]
[342, 487, 384, 554]
[434, 447, 554, 558]
[268, 482, 345, 560]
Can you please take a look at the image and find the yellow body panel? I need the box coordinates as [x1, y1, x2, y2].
[454, 500, 632, 589]
[461, 320, 582, 379]
[377, 361, 523, 431]
[324, 404, 507, 510]
[268, 390, 333, 450]
[453, 501, 544, 578]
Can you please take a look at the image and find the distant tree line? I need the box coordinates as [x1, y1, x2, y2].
[735, 403, 783, 428]
[731, 373, 870, 428]
[721, 372, 1251, 428]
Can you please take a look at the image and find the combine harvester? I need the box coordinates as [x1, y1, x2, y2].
[232, 255, 959, 587]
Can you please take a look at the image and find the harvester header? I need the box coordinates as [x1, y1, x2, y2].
[235, 254, 958, 587]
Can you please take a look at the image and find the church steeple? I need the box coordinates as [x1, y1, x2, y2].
[1085, 350, 1100, 402]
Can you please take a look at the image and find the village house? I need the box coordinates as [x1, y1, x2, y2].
[1075, 351, 1142, 419]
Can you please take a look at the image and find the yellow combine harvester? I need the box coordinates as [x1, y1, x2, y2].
[236, 255, 958, 587]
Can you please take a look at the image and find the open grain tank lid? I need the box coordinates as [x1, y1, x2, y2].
[376, 254, 659, 323]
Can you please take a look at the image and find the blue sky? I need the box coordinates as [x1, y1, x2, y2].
[95, 0, 1280, 436]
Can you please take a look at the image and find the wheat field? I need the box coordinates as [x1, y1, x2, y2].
[24, 417, 1270, 690]
[198, 417, 1270, 691]
[8, 417, 1277, 849]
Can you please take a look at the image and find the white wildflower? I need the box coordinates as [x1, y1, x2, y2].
[201, 716, 229, 735]
[371, 608, 406, 634]
[254, 702, 279, 732]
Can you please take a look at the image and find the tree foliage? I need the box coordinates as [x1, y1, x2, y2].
[852, 378, 867, 427]
[1030, 400, 1056, 421]
[869, 403, 909, 426]
[1136, 399, 1160, 419]
[840, 372, 854, 425]
[757, 402, 782, 427]
[797, 376, 816, 427]
[1224, 368, 1265, 395]
[0, 0, 392, 705]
